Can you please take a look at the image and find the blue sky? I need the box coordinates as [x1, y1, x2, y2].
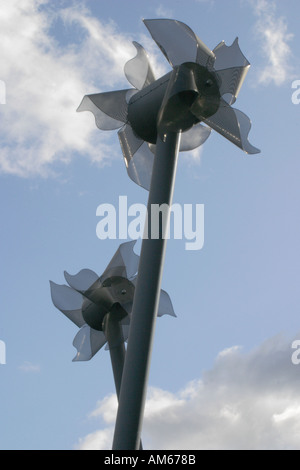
[0, 0, 300, 450]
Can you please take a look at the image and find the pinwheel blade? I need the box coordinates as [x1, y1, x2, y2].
[118, 124, 154, 190]
[213, 37, 250, 70]
[64, 269, 100, 293]
[200, 98, 260, 154]
[103, 240, 139, 281]
[130, 276, 176, 318]
[77, 89, 132, 130]
[216, 67, 250, 105]
[125, 141, 155, 191]
[157, 289, 176, 317]
[50, 281, 85, 327]
[213, 38, 250, 104]
[179, 123, 211, 152]
[73, 325, 107, 362]
[143, 19, 215, 67]
[64, 269, 107, 308]
[124, 41, 156, 90]
[118, 123, 143, 166]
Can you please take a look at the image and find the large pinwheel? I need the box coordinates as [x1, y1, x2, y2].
[77, 18, 260, 191]
[76, 19, 261, 449]
[50, 241, 175, 362]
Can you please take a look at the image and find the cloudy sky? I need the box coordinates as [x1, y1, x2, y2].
[0, 0, 300, 450]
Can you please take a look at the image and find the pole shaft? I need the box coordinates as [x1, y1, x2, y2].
[105, 314, 126, 399]
[106, 310, 143, 450]
[112, 132, 181, 450]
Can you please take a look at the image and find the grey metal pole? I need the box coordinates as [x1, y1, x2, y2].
[104, 311, 126, 399]
[112, 131, 181, 450]
[104, 306, 143, 450]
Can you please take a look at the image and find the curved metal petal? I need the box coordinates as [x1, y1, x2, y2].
[215, 67, 250, 105]
[124, 41, 156, 90]
[103, 240, 139, 281]
[49, 281, 85, 327]
[77, 89, 131, 130]
[213, 38, 250, 104]
[64, 269, 99, 293]
[213, 37, 250, 70]
[157, 289, 176, 317]
[118, 124, 154, 190]
[143, 19, 215, 67]
[202, 98, 260, 154]
[118, 123, 144, 166]
[127, 143, 154, 191]
[179, 123, 211, 152]
[130, 277, 176, 318]
[64, 269, 108, 310]
[72, 325, 107, 362]
[119, 241, 139, 279]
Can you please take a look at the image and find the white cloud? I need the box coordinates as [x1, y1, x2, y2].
[77, 428, 114, 451]
[249, 0, 295, 85]
[0, 1, 216, 178]
[76, 334, 300, 450]
[1, 0, 292, 178]
[0, 0, 136, 177]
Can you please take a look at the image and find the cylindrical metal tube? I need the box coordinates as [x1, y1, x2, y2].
[104, 311, 126, 398]
[112, 132, 181, 450]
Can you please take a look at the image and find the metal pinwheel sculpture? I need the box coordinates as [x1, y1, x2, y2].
[76, 19, 261, 449]
[77, 18, 260, 191]
[50, 241, 175, 363]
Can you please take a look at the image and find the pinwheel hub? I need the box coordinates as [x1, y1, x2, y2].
[82, 276, 135, 331]
[158, 63, 221, 136]
[127, 62, 220, 144]
[188, 63, 221, 121]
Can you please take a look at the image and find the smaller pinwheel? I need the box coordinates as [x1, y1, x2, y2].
[50, 241, 175, 361]
[78, 19, 260, 191]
